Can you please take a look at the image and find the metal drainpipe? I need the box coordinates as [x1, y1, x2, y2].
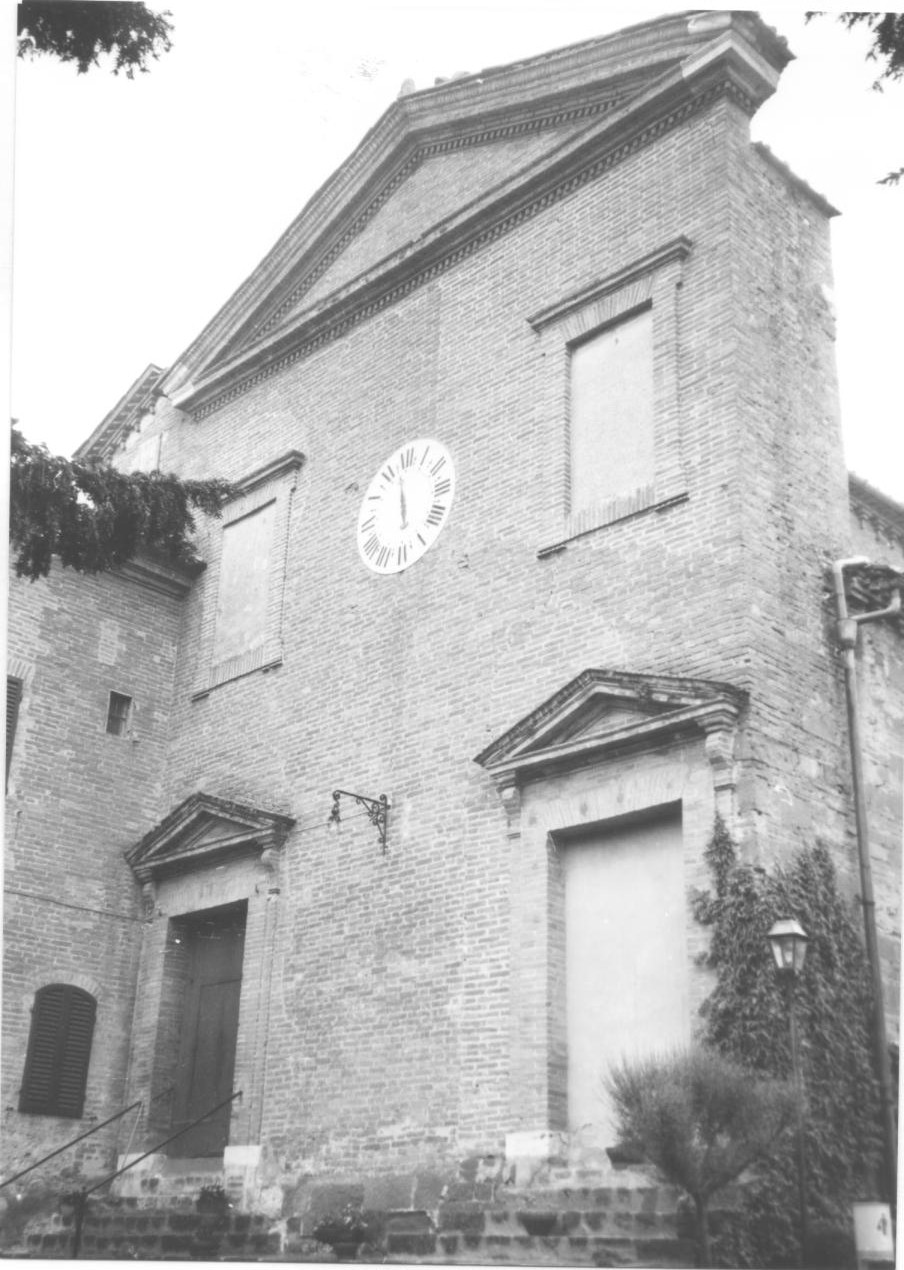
[831, 556, 900, 1206]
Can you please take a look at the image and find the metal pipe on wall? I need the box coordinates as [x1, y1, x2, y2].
[831, 557, 899, 1206]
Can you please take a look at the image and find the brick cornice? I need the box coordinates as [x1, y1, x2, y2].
[176, 69, 758, 421]
[241, 91, 628, 352]
[526, 236, 692, 332]
[474, 668, 747, 785]
[125, 792, 295, 884]
[113, 552, 205, 598]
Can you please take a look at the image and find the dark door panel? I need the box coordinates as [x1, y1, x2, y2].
[169, 902, 246, 1157]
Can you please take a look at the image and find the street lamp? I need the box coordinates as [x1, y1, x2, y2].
[767, 918, 810, 1268]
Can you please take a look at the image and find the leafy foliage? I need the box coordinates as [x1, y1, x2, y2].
[807, 11, 904, 183]
[10, 425, 233, 581]
[692, 819, 883, 1267]
[17, 1, 173, 77]
[607, 1047, 794, 1266]
[830, 12, 904, 86]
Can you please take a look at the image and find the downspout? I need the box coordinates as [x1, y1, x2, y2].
[831, 556, 900, 1205]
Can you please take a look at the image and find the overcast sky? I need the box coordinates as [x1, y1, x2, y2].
[7, 3, 904, 500]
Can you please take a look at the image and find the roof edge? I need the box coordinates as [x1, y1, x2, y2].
[849, 472, 904, 543]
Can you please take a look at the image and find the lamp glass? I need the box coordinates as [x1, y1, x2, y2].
[767, 918, 809, 975]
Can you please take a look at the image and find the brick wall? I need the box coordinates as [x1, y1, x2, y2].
[845, 511, 904, 1034]
[6, 43, 901, 1203]
[3, 562, 183, 1177]
[114, 94, 870, 1174]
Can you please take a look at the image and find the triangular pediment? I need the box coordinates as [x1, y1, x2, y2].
[138, 11, 788, 428]
[270, 114, 612, 329]
[475, 669, 746, 782]
[125, 792, 295, 883]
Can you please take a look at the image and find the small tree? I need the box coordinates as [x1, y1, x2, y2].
[607, 1046, 795, 1267]
[9, 425, 233, 580]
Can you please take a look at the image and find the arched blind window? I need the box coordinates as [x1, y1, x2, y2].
[19, 985, 97, 1118]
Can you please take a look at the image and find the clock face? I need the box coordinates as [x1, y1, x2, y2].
[357, 439, 455, 574]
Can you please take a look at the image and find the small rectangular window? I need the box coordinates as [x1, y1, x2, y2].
[106, 692, 133, 736]
[6, 676, 22, 787]
[569, 305, 654, 515]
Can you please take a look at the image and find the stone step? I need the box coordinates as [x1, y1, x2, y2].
[488, 1184, 684, 1213]
[438, 1203, 680, 1239]
[16, 1204, 281, 1261]
[393, 1232, 697, 1267]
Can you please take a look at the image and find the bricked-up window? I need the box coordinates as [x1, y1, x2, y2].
[213, 501, 276, 666]
[195, 451, 303, 697]
[569, 306, 654, 516]
[106, 691, 133, 736]
[19, 985, 97, 1118]
[6, 676, 22, 786]
[529, 238, 690, 553]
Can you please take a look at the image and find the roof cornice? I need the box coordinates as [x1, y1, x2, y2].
[849, 473, 904, 547]
[155, 12, 790, 418]
[75, 363, 165, 462]
[173, 29, 779, 419]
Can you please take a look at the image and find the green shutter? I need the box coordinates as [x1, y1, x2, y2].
[6, 676, 22, 785]
[19, 985, 97, 1118]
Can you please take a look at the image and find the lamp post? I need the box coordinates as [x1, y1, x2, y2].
[767, 918, 810, 1269]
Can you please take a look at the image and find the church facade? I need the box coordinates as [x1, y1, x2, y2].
[4, 8, 902, 1234]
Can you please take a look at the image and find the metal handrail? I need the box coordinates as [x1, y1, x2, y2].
[0, 1100, 143, 1191]
[70, 1089, 243, 1258]
[82, 1089, 243, 1199]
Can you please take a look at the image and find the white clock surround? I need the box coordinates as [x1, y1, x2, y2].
[357, 438, 455, 574]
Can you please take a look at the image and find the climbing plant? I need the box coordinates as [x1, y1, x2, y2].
[692, 818, 882, 1267]
[10, 425, 233, 581]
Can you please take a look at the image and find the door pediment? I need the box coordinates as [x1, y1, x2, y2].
[474, 668, 745, 783]
[126, 793, 294, 883]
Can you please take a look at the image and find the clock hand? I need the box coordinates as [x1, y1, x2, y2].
[399, 474, 408, 530]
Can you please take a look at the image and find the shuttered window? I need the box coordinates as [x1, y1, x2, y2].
[6, 676, 22, 787]
[19, 985, 97, 1118]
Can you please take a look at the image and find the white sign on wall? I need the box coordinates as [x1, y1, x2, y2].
[852, 1203, 894, 1263]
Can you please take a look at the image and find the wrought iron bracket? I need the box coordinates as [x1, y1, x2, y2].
[330, 790, 390, 852]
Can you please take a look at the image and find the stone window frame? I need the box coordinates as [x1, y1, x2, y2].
[6, 657, 33, 797]
[193, 450, 304, 697]
[123, 794, 294, 1169]
[529, 237, 691, 556]
[105, 690, 134, 737]
[474, 667, 744, 1153]
[504, 751, 718, 1147]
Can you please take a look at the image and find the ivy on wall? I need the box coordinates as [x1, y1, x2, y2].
[10, 426, 233, 581]
[692, 818, 882, 1267]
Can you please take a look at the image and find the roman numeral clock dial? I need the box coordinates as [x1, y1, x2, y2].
[357, 439, 456, 574]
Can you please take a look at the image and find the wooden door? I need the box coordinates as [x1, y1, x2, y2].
[170, 902, 246, 1157]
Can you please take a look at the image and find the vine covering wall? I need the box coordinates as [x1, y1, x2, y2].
[692, 818, 883, 1267]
